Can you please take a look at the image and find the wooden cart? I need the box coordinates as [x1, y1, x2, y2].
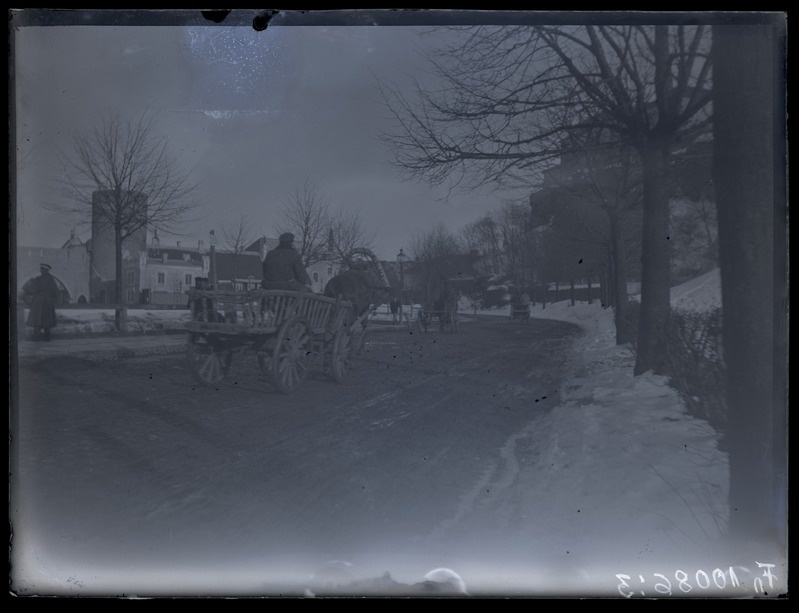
[510, 302, 531, 324]
[185, 289, 360, 394]
[416, 302, 459, 333]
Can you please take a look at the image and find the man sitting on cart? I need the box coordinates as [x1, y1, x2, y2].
[261, 232, 313, 293]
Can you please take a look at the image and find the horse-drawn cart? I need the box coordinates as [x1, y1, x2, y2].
[185, 289, 361, 394]
[416, 301, 459, 333]
[510, 302, 531, 324]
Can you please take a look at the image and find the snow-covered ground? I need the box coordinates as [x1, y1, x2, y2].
[445, 269, 784, 598]
[17, 308, 192, 337]
[15, 271, 787, 597]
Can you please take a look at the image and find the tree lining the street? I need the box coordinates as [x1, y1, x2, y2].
[277, 179, 376, 268]
[50, 111, 200, 330]
[276, 179, 331, 267]
[533, 131, 645, 343]
[379, 24, 713, 376]
[218, 213, 261, 283]
[711, 20, 787, 551]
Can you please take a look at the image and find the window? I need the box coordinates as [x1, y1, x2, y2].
[126, 289, 136, 304]
[157, 272, 165, 285]
[185, 274, 192, 286]
[127, 271, 135, 284]
[327, 266, 333, 275]
[313, 272, 319, 283]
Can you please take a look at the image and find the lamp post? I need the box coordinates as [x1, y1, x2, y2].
[396, 248, 407, 325]
[209, 229, 218, 289]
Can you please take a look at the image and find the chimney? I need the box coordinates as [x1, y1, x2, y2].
[177, 241, 181, 248]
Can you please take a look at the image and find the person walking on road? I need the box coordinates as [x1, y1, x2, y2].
[390, 296, 400, 324]
[261, 233, 313, 292]
[21, 263, 59, 341]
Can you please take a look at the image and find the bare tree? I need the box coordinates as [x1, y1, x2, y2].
[410, 223, 463, 307]
[380, 24, 712, 375]
[461, 214, 503, 275]
[537, 134, 645, 343]
[326, 208, 376, 265]
[277, 180, 331, 267]
[51, 111, 199, 330]
[712, 21, 787, 550]
[218, 213, 261, 283]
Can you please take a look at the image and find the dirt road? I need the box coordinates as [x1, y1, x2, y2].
[13, 316, 582, 595]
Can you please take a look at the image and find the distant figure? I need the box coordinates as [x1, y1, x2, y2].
[390, 296, 400, 324]
[261, 232, 313, 292]
[21, 263, 59, 341]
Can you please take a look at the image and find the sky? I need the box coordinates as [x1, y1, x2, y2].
[11, 269, 789, 597]
[12, 10, 525, 262]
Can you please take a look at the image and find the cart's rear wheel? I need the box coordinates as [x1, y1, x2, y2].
[187, 337, 232, 386]
[272, 317, 312, 394]
[329, 328, 352, 383]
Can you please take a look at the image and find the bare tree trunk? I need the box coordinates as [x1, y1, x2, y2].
[610, 212, 632, 344]
[570, 279, 575, 306]
[634, 142, 672, 375]
[114, 225, 127, 333]
[713, 23, 786, 546]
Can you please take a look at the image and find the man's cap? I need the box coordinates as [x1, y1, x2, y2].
[279, 232, 295, 244]
[40, 263, 52, 271]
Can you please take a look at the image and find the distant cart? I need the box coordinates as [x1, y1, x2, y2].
[185, 289, 364, 394]
[416, 301, 459, 333]
[510, 302, 531, 324]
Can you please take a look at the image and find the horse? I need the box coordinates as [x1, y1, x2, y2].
[323, 260, 391, 357]
[323, 261, 391, 322]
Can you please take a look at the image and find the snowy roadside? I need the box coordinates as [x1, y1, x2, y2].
[18, 308, 192, 337]
[523, 302, 728, 576]
[442, 272, 741, 595]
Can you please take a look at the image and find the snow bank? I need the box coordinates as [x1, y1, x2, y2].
[20, 308, 192, 337]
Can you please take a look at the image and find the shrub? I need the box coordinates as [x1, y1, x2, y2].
[623, 300, 727, 432]
[664, 308, 727, 432]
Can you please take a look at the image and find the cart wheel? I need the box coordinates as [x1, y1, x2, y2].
[329, 328, 352, 383]
[272, 317, 312, 394]
[187, 338, 232, 386]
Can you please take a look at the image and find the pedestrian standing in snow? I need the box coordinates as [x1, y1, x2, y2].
[390, 296, 400, 324]
[22, 263, 59, 341]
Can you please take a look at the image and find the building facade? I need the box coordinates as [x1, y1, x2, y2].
[17, 228, 345, 307]
[139, 235, 209, 305]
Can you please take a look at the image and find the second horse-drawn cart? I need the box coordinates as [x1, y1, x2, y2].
[185, 288, 366, 394]
[510, 302, 531, 324]
[416, 299, 459, 333]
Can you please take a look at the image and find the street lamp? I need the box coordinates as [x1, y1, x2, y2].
[209, 229, 218, 289]
[396, 248, 407, 325]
